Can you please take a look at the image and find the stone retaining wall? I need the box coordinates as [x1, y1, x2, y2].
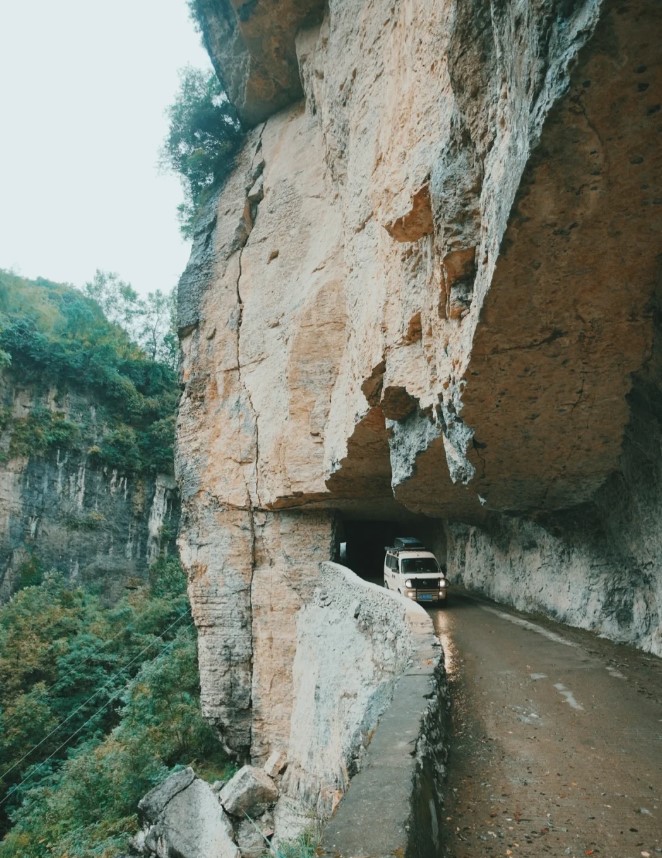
[319, 572, 449, 858]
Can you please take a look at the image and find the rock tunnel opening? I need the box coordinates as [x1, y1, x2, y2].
[336, 517, 446, 583]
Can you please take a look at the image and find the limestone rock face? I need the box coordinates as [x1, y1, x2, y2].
[447, 312, 662, 657]
[0, 375, 178, 602]
[177, 0, 662, 839]
[181, 0, 661, 521]
[193, 0, 326, 127]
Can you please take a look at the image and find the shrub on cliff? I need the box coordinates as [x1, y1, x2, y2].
[161, 66, 244, 237]
[5, 406, 80, 459]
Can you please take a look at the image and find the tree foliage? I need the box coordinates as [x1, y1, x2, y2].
[0, 270, 178, 474]
[0, 559, 228, 857]
[83, 270, 177, 367]
[161, 66, 244, 237]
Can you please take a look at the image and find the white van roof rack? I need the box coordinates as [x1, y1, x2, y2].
[393, 536, 426, 550]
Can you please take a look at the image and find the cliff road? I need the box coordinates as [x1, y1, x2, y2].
[434, 592, 662, 858]
[174, 0, 662, 852]
[2, 0, 662, 855]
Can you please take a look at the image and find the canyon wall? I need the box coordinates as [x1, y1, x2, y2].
[0, 373, 178, 601]
[177, 0, 661, 834]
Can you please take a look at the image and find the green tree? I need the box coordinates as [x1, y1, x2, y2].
[136, 289, 178, 367]
[0, 624, 225, 858]
[161, 66, 244, 237]
[83, 271, 177, 369]
[0, 346, 10, 370]
[83, 271, 143, 346]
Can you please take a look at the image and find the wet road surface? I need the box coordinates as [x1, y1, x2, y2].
[430, 590, 662, 858]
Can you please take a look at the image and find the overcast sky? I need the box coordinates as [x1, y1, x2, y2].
[0, 0, 210, 297]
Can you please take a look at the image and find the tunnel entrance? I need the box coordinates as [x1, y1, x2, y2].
[337, 518, 446, 584]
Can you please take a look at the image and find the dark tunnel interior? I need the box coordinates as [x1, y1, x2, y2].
[337, 519, 446, 582]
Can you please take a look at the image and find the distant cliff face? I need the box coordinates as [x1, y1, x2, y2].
[177, 0, 662, 836]
[0, 371, 178, 602]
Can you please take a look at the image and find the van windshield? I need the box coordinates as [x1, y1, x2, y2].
[401, 557, 439, 574]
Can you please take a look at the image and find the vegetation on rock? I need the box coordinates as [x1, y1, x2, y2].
[0, 270, 178, 475]
[272, 831, 320, 858]
[161, 64, 244, 237]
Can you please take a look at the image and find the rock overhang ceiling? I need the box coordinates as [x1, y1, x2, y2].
[193, 0, 326, 127]
[180, 0, 662, 524]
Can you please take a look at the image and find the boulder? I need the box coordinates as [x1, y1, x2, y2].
[263, 750, 288, 779]
[138, 768, 196, 823]
[138, 769, 239, 858]
[219, 765, 279, 818]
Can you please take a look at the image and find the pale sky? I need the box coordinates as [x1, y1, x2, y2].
[0, 0, 211, 297]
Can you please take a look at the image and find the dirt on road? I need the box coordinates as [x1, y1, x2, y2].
[431, 591, 662, 858]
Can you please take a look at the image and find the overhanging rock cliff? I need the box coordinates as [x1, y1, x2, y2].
[177, 0, 662, 836]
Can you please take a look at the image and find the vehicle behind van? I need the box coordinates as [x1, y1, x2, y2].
[383, 537, 448, 604]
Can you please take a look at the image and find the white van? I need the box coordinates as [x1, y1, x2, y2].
[383, 537, 448, 604]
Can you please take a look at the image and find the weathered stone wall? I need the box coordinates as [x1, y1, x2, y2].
[0, 375, 178, 601]
[318, 570, 448, 858]
[275, 562, 426, 837]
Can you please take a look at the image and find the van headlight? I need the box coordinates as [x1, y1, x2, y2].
[405, 579, 413, 588]
[439, 579, 447, 588]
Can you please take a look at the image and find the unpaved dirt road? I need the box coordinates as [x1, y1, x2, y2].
[431, 591, 662, 858]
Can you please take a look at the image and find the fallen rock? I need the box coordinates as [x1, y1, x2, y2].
[220, 765, 279, 817]
[138, 768, 196, 823]
[128, 829, 147, 855]
[263, 750, 288, 779]
[138, 768, 239, 858]
[235, 813, 274, 858]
